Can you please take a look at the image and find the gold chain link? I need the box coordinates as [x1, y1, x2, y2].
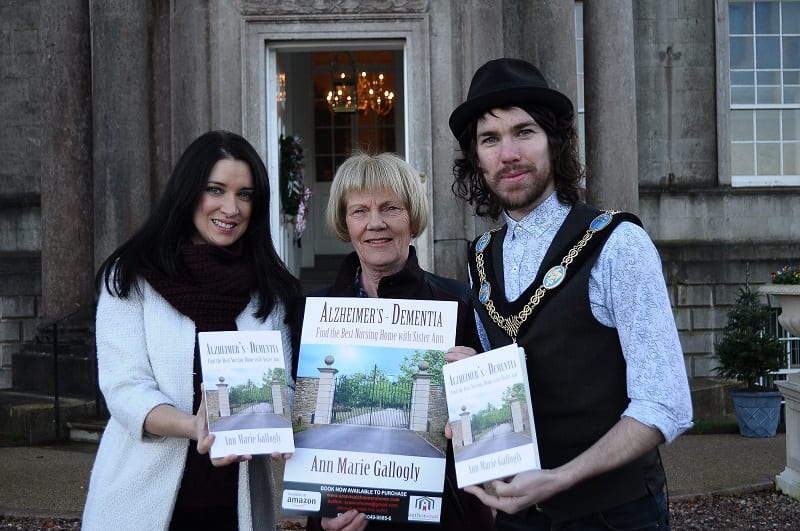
[476, 211, 618, 341]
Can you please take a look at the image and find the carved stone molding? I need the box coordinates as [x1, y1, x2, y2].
[240, 0, 429, 17]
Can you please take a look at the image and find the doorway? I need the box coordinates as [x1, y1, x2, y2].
[275, 46, 405, 268]
[243, 15, 434, 277]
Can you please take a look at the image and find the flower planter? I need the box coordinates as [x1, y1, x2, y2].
[759, 283, 800, 498]
[759, 284, 800, 337]
[776, 373, 800, 500]
[729, 390, 782, 438]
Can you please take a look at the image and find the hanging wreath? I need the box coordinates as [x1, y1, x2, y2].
[279, 134, 305, 215]
[279, 134, 312, 242]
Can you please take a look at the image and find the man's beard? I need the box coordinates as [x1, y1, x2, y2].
[488, 165, 552, 212]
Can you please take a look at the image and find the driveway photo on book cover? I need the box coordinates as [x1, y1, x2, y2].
[199, 330, 294, 458]
[283, 297, 458, 524]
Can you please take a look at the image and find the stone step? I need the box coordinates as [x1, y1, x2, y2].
[307, 254, 347, 270]
[0, 390, 100, 446]
[0, 368, 11, 390]
[300, 254, 346, 295]
[299, 255, 344, 279]
[689, 377, 746, 424]
[67, 418, 107, 443]
[11, 350, 98, 398]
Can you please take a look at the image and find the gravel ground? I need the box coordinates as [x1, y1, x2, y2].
[669, 490, 800, 530]
[3, 491, 800, 530]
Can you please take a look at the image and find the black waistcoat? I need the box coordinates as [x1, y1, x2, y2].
[467, 203, 665, 522]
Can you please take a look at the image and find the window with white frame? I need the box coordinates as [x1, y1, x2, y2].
[729, 0, 800, 186]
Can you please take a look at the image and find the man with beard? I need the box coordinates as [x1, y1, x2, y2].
[447, 58, 692, 530]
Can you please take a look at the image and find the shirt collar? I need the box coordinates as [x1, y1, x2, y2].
[350, 246, 424, 298]
[502, 192, 570, 236]
[353, 266, 369, 298]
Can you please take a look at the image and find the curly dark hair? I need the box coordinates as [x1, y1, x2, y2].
[451, 104, 584, 219]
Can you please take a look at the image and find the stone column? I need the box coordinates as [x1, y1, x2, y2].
[583, 1, 639, 212]
[170, 0, 212, 155]
[519, 0, 578, 107]
[459, 406, 473, 446]
[90, 0, 152, 269]
[410, 362, 431, 432]
[314, 356, 338, 425]
[776, 373, 800, 500]
[39, 0, 93, 318]
[450, 421, 465, 450]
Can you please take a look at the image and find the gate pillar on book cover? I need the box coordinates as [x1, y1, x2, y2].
[511, 397, 526, 432]
[217, 377, 231, 417]
[314, 355, 339, 424]
[410, 361, 432, 431]
[272, 375, 285, 416]
[459, 406, 473, 446]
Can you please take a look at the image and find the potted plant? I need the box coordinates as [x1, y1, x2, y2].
[715, 279, 785, 437]
[759, 265, 800, 338]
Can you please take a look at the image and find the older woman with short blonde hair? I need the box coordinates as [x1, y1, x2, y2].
[307, 151, 494, 531]
[326, 151, 429, 243]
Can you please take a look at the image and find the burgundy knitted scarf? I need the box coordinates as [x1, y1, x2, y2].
[144, 242, 256, 332]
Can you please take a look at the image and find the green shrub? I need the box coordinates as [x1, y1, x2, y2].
[714, 283, 784, 391]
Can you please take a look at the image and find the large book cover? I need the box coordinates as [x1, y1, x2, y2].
[282, 297, 458, 525]
[442, 343, 540, 487]
[198, 330, 294, 459]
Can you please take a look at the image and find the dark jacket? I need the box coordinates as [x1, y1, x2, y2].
[306, 247, 494, 531]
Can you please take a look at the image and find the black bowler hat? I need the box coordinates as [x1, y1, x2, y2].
[448, 58, 574, 140]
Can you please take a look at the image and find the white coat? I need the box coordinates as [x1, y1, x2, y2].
[82, 280, 294, 530]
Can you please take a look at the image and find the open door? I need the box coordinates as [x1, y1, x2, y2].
[275, 47, 405, 265]
[265, 48, 297, 272]
[310, 49, 403, 257]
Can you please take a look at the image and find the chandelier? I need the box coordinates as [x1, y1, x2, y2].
[326, 70, 357, 113]
[357, 71, 395, 116]
[326, 53, 395, 116]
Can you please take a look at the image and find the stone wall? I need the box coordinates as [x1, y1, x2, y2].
[640, 187, 800, 377]
[206, 389, 221, 419]
[0, 0, 42, 198]
[0, 0, 43, 389]
[294, 377, 319, 427]
[0, 256, 41, 389]
[635, 0, 718, 188]
[427, 385, 448, 436]
[658, 239, 797, 378]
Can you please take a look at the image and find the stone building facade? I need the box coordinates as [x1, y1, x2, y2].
[1, 0, 799, 393]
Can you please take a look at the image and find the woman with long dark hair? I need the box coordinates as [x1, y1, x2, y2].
[82, 130, 301, 531]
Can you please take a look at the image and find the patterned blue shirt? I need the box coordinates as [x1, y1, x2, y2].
[474, 192, 693, 443]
